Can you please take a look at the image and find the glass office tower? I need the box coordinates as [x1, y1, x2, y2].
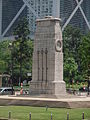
[60, 0, 90, 33]
[0, 0, 90, 39]
[0, 0, 27, 38]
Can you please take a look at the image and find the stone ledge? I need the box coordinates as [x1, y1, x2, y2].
[0, 96, 90, 108]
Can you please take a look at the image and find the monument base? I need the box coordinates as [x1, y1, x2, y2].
[53, 81, 66, 96]
[29, 81, 66, 96]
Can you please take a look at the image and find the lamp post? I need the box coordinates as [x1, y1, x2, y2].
[87, 77, 90, 96]
[9, 42, 14, 95]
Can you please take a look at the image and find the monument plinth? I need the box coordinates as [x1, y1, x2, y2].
[30, 16, 66, 96]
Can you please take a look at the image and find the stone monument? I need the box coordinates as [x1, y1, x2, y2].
[30, 16, 66, 96]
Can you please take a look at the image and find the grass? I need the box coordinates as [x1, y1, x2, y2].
[0, 106, 90, 120]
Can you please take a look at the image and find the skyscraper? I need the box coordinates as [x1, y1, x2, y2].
[0, 0, 27, 39]
[61, 0, 90, 33]
[0, 0, 90, 40]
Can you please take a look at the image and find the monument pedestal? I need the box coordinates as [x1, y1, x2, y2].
[53, 81, 66, 95]
[30, 16, 66, 97]
[30, 81, 66, 96]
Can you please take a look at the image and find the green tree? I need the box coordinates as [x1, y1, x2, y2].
[63, 26, 82, 62]
[64, 57, 78, 84]
[79, 32, 90, 79]
[0, 40, 10, 73]
[13, 18, 33, 83]
[63, 26, 83, 83]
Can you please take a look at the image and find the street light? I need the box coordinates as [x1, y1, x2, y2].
[9, 42, 14, 95]
[87, 76, 90, 96]
[85, 76, 90, 96]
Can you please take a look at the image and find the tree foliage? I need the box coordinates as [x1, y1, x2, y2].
[63, 26, 83, 83]
[64, 57, 78, 83]
[63, 26, 82, 61]
[0, 40, 10, 73]
[78, 32, 90, 78]
[63, 26, 90, 83]
[0, 18, 33, 85]
[12, 18, 33, 82]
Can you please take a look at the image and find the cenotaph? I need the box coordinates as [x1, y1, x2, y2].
[30, 16, 66, 96]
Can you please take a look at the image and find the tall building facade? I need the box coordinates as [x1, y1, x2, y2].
[0, 0, 90, 40]
[60, 0, 90, 33]
[27, 0, 60, 36]
[0, 0, 27, 39]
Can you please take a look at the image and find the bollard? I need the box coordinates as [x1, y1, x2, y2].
[51, 113, 52, 120]
[8, 111, 11, 120]
[67, 113, 69, 120]
[82, 112, 84, 120]
[46, 105, 48, 111]
[29, 112, 31, 120]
